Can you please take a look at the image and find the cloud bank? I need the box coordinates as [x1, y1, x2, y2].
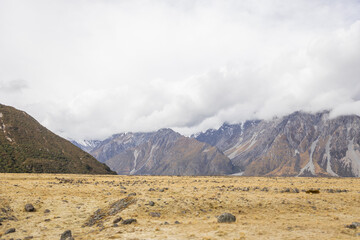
[0, 0, 360, 140]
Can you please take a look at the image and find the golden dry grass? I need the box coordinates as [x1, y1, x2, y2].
[0, 173, 359, 239]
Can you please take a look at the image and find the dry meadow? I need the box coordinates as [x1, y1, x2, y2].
[0, 174, 359, 239]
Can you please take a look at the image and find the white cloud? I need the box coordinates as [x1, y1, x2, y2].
[0, 0, 359, 140]
[0, 79, 28, 92]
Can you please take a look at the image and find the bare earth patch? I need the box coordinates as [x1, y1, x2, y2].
[0, 174, 360, 239]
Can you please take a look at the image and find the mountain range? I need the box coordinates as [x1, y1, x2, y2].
[73, 129, 235, 175]
[0, 104, 115, 174]
[3, 102, 359, 177]
[75, 111, 360, 177]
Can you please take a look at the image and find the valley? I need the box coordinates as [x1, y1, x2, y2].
[0, 174, 359, 239]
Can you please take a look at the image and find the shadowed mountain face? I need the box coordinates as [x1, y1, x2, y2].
[194, 112, 360, 177]
[76, 129, 235, 176]
[0, 104, 115, 174]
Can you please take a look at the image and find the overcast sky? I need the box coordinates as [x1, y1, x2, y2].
[1, 0, 360, 140]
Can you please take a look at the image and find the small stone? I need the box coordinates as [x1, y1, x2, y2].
[174, 221, 180, 224]
[149, 201, 155, 206]
[44, 209, 51, 213]
[346, 224, 357, 229]
[45, 219, 51, 222]
[148, 188, 155, 191]
[217, 213, 236, 223]
[150, 212, 161, 217]
[128, 193, 136, 197]
[113, 223, 119, 227]
[352, 222, 360, 227]
[5, 228, 16, 234]
[159, 189, 165, 192]
[122, 219, 137, 225]
[25, 204, 35, 212]
[164, 221, 169, 225]
[113, 217, 123, 224]
[60, 230, 74, 240]
[24, 236, 34, 240]
[282, 188, 291, 193]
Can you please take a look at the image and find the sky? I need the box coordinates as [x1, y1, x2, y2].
[1, 0, 360, 141]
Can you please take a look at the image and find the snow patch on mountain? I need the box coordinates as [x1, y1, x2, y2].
[298, 139, 318, 176]
[325, 136, 338, 177]
[345, 139, 360, 177]
[130, 149, 140, 175]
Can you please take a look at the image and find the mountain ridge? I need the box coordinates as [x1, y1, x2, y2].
[194, 111, 360, 177]
[0, 103, 115, 174]
[74, 111, 360, 177]
[74, 128, 236, 175]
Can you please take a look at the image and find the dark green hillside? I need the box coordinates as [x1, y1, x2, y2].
[0, 104, 116, 174]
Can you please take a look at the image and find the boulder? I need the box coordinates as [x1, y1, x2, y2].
[217, 213, 236, 223]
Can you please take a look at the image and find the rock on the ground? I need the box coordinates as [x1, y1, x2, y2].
[149, 201, 155, 206]
[217, 213, 236, 223]
[25, 204, 35, 212]
[122, 219, 137, 225]
[5, 228, 16, 234]
[345, 224, 357, 229]
[60, 230, 74, 240]
[352, 222, 360, 227]
[113, 217, 122, 224]
[150, 212, 161, 217]
[83, 197, 136, 227]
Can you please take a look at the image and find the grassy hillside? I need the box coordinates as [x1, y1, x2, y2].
[0, 104, 115, 174]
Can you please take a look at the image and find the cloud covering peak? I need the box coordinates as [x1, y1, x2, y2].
[0, 0, 360, 140]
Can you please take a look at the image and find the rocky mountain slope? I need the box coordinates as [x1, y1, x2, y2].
[0, 104, 115, 174]
[194, 111, 360, 177]
[76, 129, 235, 175]
[88, 132, 154, 163]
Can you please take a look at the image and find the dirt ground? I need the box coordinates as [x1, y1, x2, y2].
[0, 174, 359, 239]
